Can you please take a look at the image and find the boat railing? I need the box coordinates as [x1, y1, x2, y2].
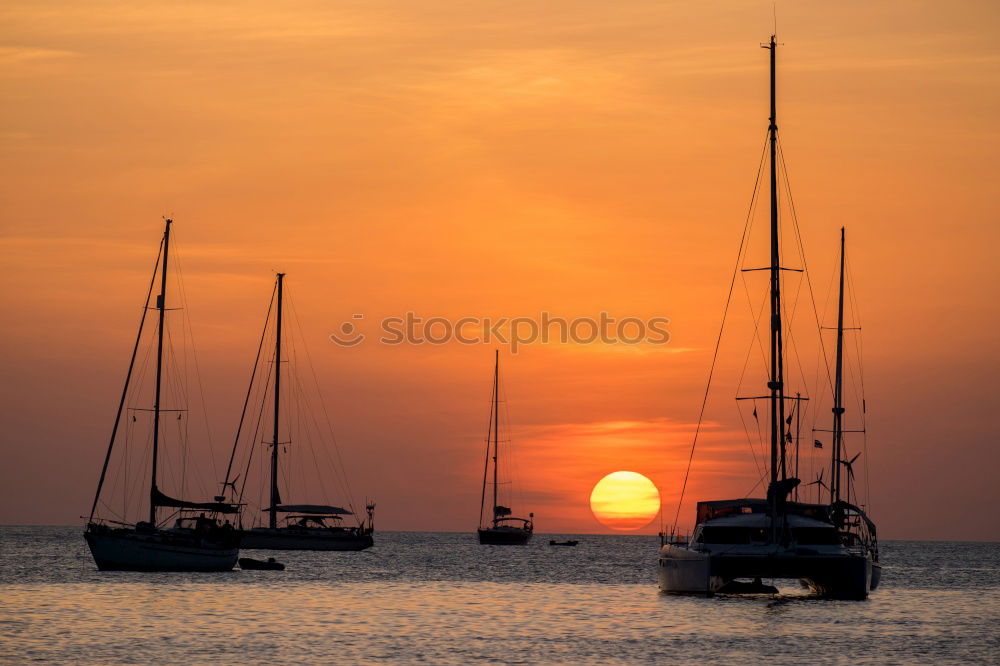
[660, 532, 691, 546]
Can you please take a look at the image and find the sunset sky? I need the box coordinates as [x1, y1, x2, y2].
[1, 1, 998, 540]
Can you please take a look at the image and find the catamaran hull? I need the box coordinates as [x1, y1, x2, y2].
[84, 530, 238, 572]
[240, 529, 373, 551]
[477, 528, 532, 545]
[657, 545, 717, 595]
[658, 545, 875, 599]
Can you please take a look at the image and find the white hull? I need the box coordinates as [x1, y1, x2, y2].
[657, 545, 716, 594]
[85, 528, 238, 571]
[240, 528, 373, 551]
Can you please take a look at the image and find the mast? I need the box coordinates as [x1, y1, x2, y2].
[765, 34, 788, 492]
[830, 228, 846, 504]
[491, 349, 499, 526]
[149, 218, 171, 525]
[269, 273, 285, 529]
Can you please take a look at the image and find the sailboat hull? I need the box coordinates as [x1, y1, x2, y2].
[477, 528, 532, 545]
[84, 526, 238, 572]
[240, 528, 374, 551]
[658, 544, 875, 599]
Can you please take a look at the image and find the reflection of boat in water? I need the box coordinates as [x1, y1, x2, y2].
[223, 273, 374, 551]
[717, 578, 778, 595]
[549, 540, 579, 547]
[84, 219, 240, 571]
[658, 36, 879, 600]
[477, 351, 533, 545]
[239, 557, 285, 571]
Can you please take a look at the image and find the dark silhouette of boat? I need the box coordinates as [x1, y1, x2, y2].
[477, 351, 533, 545]
[239, 557, 285, 571]
[658, 36, 879, 600]
[222, 273, 375, 551]
[549, 540, 579, 547]
[83, 219, 240, 571]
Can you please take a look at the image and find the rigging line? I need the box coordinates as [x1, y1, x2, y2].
[734, 285, 770, 470]
[779, 280, 810, 411]
[734, 134, 770, 383]
[502, 375, 526, 514]
[286, 291, 358, 513]
[736, 400, 765, 479]
[163, 326, 184, 495]
[480, 367, 496, 527]
[288, 308, 350, 511]
[89, 237, 163, 523]
[291, 363, 336, 504]
[844, 253, 873, 510]
[776, 154, 813, 409]
[163, 322, 203, 496]
[286, 319, 336, 504]
[282, 295, 358, 523]
[735, 279, 770, 396]
[238, 340, 275, 506]
[222, 282, 276, 496]
[171, 237, 219, 483]
[808, 261, 837, 430]
[778, 138, 835, 398]
[670, 132, 769, 536]
[846, 256, 868, 430]
[737, 272, 771, 392]
[744, 467, 768, 497]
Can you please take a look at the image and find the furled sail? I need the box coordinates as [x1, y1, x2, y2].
[264, 504, 353, 515]
[151, 486, 239, 514]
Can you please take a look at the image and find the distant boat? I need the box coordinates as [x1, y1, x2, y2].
[224, 273, 375, 551]
[239, 557, 285, 571]
[477, 350, 533, 545]
[549, 540, 579, 547]
[658, 36, 879, 599]
[83, 219, 240, 571]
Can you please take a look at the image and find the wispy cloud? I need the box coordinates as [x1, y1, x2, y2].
[0, 46, 79, 65]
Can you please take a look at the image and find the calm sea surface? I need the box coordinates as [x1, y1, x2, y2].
[0, 527, 997, 664]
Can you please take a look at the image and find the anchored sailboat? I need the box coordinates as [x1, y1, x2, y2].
[657, 37, 879, 599]
[224, 273, 374, 551]
[84, 219, 240, 571]
[477, 350, 533, 545]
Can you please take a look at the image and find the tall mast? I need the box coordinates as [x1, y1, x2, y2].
[270, 273, 285, 529]
[491, 350, 499, 525]
[765, 34, 788, 493]
[830, 228, 846, 504]
[149, 218, 171, 525]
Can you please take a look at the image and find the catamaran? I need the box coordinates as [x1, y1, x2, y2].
[223, 273, 374, 551]
[477, 350, 534, 545]
[84, 219, 240, 571]
[658, 37, 879, 599]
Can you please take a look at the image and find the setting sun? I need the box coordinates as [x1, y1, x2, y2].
[589, 471, 661, 531]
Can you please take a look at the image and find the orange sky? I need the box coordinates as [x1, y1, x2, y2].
[1, 1, 998, 540]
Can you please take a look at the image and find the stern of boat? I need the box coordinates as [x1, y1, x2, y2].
[658, 544, 717, 595]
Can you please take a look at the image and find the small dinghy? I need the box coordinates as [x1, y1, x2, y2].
[239, 557, 285, 571]
[549, 540, 579, 547]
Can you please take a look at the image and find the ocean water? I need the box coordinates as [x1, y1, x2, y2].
[0, 527, 997, 664]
